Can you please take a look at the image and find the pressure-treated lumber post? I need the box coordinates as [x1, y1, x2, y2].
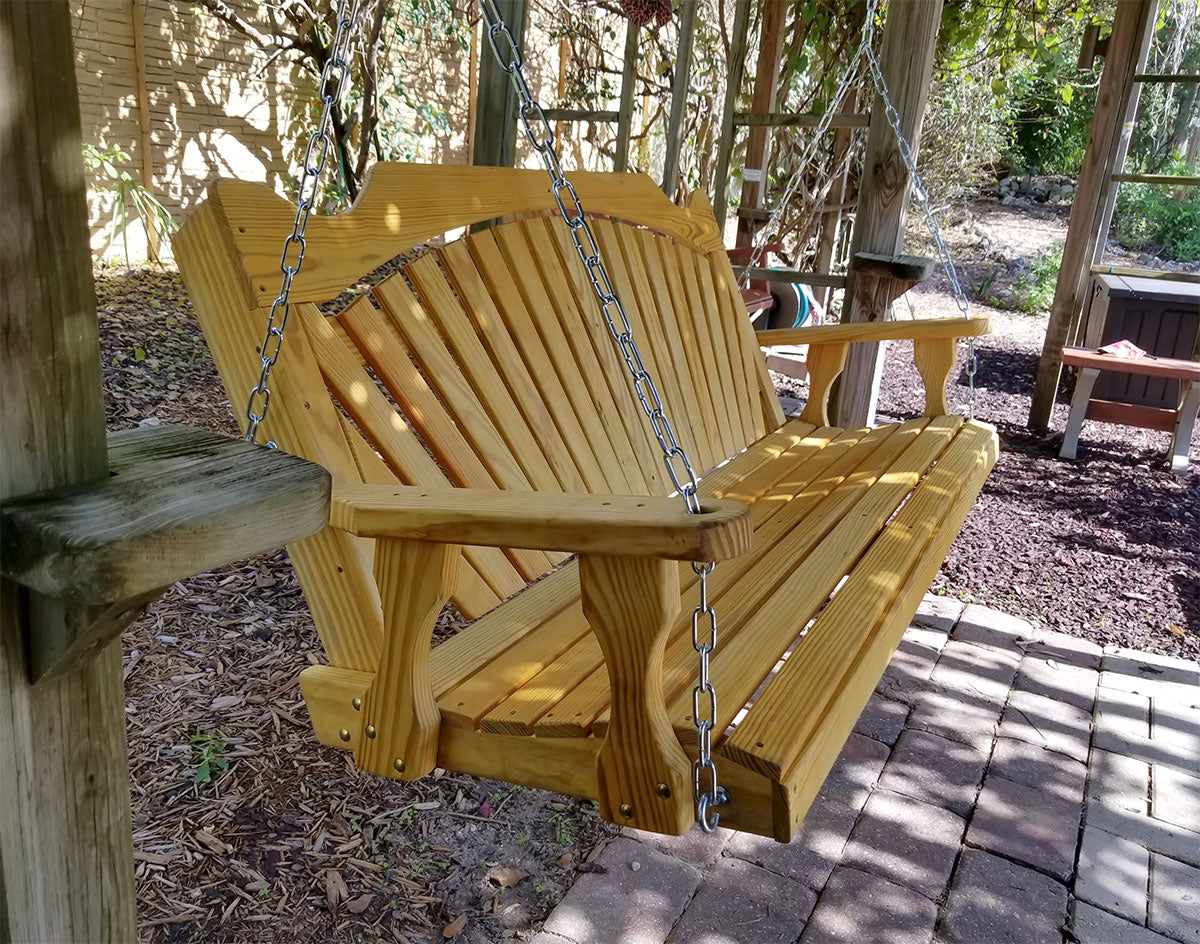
[0, 3, 137, 939]
[613, 20, 639, 173]
[661, 0, 698, 194]
[735, 0, 788, 248]
[836, 0, 942, 429]
[472, 0, 527, 169]
[712, 0, 753, 229]
[580, 554, 692, 835]
[1028, 0, 1157, 430]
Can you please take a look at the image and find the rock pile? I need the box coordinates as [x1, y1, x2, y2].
[996, 175, 1076, 206]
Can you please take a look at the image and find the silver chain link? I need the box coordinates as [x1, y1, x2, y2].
[478, 0, 726, 831]
[741, 0, 979, 420]
[244, 0, 358, 445]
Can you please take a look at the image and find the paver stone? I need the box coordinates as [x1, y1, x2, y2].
[841, 790, 964, 898]
[1075, 825, 1150, 923]
[800, 866, 937, 944]
[966, 775, 1080, 881]
[541, 838, 700, 944]
[940, 849, 1068, 944]
[1149, 853, 1200, 943]
[665, 857, 816, 944]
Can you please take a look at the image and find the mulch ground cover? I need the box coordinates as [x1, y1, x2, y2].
[96, 197, 1196, 942]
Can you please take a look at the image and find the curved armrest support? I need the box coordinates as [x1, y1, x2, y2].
[755, 315, 990, 348]
[330, 485, 752, 562]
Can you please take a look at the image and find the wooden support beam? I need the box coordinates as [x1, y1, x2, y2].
[713, 0, 753, 230]
[130, 0, 158, 260]
[1111, 173, 1200, 186]
[661, 0, 698, 195]
[1028, 0, 1157, 430]
[1134, 73, 1200, 82]
[733, 112, 871, 128]
[736, 0, 788, 248]
[1, 2, 136, 937]
[732, 267, 847, 289]
[613, 20, 639, 173]
[836, 0, 942, 428]
[542, 108, 620, 123]
[580, 554, 692, 835]
[472, 0, 526, 169]
[1089, 265, 1200, 285]
[2, 425, 330, 608]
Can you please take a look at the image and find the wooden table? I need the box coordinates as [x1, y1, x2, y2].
[1059, 346, 1200, 474]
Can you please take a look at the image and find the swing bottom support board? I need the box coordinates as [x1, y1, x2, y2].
[299, 418, 996, 840]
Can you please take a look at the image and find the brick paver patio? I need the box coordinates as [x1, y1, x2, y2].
[532, 598, 1200, 944]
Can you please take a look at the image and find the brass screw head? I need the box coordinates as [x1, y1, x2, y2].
[365, 724, 377, 739]
[338, 728, 351, 742]
[393, 758, 406, 773]
[655, 783, 671, 799]
[618, 803, 634, 819]
[352, 697, 362, 711]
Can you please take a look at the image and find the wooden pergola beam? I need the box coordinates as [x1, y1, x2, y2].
[1, 2, 137, 938]
[835, 0, 942, 429]
[472, 0, 527, 169]
[1028, 0, 1158, 430]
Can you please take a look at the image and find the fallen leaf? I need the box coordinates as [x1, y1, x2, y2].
[486, 865, 529, 888]
[576, 862, 607, 875]
[1167, 624, 1184, 637]
[323, 870, 348, 913]
[346, 893, 374, 914]
[556, 852, 574, 867]
[412, 801, 440, 811]
[442, 914, 467, 938]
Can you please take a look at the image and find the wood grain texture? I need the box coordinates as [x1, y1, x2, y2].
[206, 165, 726, 308]
[176, 209, 385, 671]
[2, 425, 330, 604]
[799, 343, 849, 427]
[839, 0, 944, 427]
[331, 484, 752, 561]
[580, 555, 692, 834]
[912, 337, 957, 416]
[768, 432, 996, 839]
[756, 316, 990, 347]
[1, 4, 135, 936]
[357, 540, 457, 780]
[721, 420, 998, 782]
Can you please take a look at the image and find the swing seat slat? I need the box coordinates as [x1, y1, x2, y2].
[175, 164, 997, 840]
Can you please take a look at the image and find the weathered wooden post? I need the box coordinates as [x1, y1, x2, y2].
[1, 6, 332, 940]
[472, 0, 527, 169]
[836, 0, 942, 428]
[1, 3, 138, 939]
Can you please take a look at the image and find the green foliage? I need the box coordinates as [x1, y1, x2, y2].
[82, 143, 178, 264]
[1011, 244, 1063, 312]
[1001, 24, 1098, 174]
[189, 733, 230, 785]
[1112, 160, 1200, 263]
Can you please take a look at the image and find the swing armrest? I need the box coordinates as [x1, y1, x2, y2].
[756, 315, 991, 347]
[329, 484, 752, 562]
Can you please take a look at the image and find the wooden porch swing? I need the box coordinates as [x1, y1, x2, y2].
[176, 162, 995, 841]
[173, 0, 997, 842]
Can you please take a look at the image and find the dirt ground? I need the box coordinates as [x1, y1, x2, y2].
[99, 197, 1197, 943]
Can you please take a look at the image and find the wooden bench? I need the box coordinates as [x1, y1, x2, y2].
[175, 164, 997, 840]
[1060, 346, 1200, 474]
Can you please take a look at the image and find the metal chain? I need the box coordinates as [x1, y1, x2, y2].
[244, 0, 358, 445]
[478, 0, 726, 831]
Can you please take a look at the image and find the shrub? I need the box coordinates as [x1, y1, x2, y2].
[1010, 244, 1063, 312]
[1111, 160, 1200, 263]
